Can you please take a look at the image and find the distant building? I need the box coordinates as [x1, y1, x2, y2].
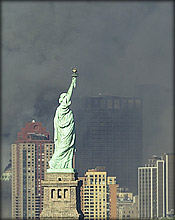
[138, 155, 165, 219]
[72, 95, 143, 194]
[108, 178, 120, 219]
[138, 153, 175, 219]
[1, 160, 12, 181]
[0, 160, 12, 219]
[118, 192, 138, 219]
[79, 166, 119, 219]
[161, 153, 175, 215]
[11, 121, 54, 219]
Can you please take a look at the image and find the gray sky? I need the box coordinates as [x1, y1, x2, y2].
[1, 1, 173, 171]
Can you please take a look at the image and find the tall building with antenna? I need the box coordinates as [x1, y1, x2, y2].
[11, 120, 54, 219]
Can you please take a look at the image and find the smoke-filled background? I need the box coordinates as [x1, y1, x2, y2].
[1, 1, 173, 173]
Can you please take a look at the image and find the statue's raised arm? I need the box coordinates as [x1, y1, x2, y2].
[66, 69, 78, 103]
[48, 68, 78, 172]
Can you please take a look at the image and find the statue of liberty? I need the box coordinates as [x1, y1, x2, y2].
[48, 69, 78, 171]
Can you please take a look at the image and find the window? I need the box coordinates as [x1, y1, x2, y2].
[64, 189, 68, 198]
[58, 189, 61, 199]
[100, 99, 106, 109]
[114, 99, 120, 109]
[51, 189, 55, 198]
[128, 99, 134, 108]
[107, 99, 113, 109]
[121, 99, 127, 108]
[135, 99, 141, 107]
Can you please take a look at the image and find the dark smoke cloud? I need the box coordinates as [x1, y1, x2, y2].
[1, 2, 173, 171]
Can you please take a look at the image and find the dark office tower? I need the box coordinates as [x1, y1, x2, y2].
[11, 120, 54, 219]
[72, 96, 143, 194]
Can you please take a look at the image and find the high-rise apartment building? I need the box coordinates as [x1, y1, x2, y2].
[11, 121, 54, 219]
[138, 153, 174, 219]
[108, 179, 120, 219]
[79, 167, 119, 219]
[138, 155, 164, 219]
[72, 95, 143, 194]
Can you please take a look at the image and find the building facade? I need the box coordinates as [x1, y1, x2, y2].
[72, 95, 143, 194]
[138, 153, 174, 219]
[161, 153, 174, 215]
[108, 180, 120, 219]
[118, 192, 138, 219]
[79, 167, 119, 219]
[0, 160, 12, 219]
[11, 121, 54, 219]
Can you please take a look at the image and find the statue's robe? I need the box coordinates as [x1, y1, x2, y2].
[49, 95, 75, 168]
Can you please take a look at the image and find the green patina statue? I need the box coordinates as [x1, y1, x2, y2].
[48, 68, 78, 172]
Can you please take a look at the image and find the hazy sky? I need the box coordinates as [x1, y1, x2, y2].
[1, 1, 173, 171]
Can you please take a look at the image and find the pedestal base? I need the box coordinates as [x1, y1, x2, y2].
[47, 168, 76, 173]
[40, 172, 83, 219]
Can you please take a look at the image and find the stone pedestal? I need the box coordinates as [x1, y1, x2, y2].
[40, 171, 83, 219]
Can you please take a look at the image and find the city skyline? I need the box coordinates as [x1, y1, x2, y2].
[1, 1, 173, 173]
[0, 120, 174, 219]
[1, 2, 173, 219]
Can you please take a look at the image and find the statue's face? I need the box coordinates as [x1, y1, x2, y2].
[58, 93, 66, 103]
[58, 98, 62, 104]
[59, 98, 64, 103]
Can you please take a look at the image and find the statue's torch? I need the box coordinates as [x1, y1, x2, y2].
[71, 68, 78, 88]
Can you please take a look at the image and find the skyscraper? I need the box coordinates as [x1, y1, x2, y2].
[11, 120, 54, 219]
[72, 95, 143, 194]
[138, 156, 162, 219]
[78, 166, 119, 219]
[138, 153, 174, 219]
